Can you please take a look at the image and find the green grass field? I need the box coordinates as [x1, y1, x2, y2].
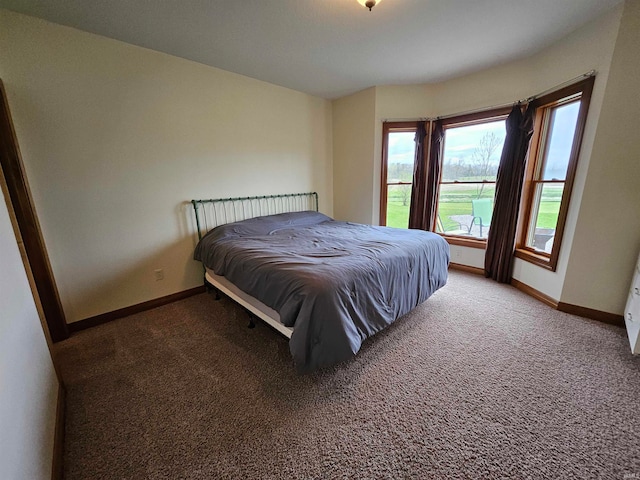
[385, 184, 562, 232]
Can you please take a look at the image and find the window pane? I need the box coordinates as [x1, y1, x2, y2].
[387, 132, 415, 183]
[540, 101, 580, 181]
[436, 183, 495, 239]
[386, 185, 411, 228]
[442, 121, 506, 182]
[526, 183, 565, 253]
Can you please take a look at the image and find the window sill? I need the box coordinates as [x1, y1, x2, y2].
[440, 234, 487, 249]
[514, 248, 556, 271]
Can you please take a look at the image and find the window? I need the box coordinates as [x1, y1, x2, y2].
[380, 122, 416, 228]
[516, 77, 594, 271]
[435, 109, 509, 245]
[378, 77, 594, 268]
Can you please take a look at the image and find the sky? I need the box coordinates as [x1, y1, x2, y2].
[387, 121, 506, 166]
[543, 101, 580, 180]
[387, 102, 579, 179]
[387, 131, 418, 164]
[442, 120, 505, 166]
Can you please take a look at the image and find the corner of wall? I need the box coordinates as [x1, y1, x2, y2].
[559, 0, 640, 314]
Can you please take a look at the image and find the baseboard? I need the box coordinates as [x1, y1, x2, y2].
[449, 262, 484, 276]
[52, 383, 65, 480]
[449, 263, 558, 308]
[557, 302, 624, 328]
[510, 278, 559, 309]
[450, 264, 624, 328]
[68, 286, 206, 333]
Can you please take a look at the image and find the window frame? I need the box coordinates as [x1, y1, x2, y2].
[515, 76, 595, 271]
[437, 107, 511, 248]
[380, 121, 417, 227]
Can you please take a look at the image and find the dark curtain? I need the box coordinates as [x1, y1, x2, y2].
[484, 104, 535, 282]
[409, 120, 443, 231]
[408, 121, 428, 229]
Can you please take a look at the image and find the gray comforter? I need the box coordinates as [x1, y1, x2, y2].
[194, 211, 450, 372]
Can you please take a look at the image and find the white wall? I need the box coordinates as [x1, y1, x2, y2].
[332, 87, 376, 224]
[0, 10, 333, 323]
[561, 0, 640, 313]
[0, 174, 59, 479]
[333, 4, 627, 310]
[333, 84, 436, 226]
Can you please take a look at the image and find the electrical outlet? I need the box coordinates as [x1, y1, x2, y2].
[154, 269, 164, 281]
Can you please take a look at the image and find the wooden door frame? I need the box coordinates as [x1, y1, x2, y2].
[0, 79, 69, 342]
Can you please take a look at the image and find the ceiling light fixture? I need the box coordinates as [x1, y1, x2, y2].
[357, 0, 383, 11]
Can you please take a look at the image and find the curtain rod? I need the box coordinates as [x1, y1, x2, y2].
[383, 70, 596, 123]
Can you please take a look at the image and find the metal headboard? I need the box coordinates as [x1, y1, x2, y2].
[191, 192, 319, 240]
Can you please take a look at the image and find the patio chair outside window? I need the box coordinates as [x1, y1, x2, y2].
[471, 198, 493, 237]
[437, 215, 470, 236]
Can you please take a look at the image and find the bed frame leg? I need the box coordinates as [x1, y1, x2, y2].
[204, 277, 221, 300]
[246, 310, 256, 329]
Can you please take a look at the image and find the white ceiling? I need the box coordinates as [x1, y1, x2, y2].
[0, 0, 624, 99]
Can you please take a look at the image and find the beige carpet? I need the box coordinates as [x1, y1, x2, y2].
[56, 271, 640, 479]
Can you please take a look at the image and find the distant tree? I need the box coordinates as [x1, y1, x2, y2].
[399, 184, 411, 206]
[388, 163, 399, 182]
[443, 155, 468, 181]
[471, 132, 502, 198]
[388, 162, 413, 183]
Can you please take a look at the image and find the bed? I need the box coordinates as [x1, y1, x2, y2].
[192, 192, 450, 372]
